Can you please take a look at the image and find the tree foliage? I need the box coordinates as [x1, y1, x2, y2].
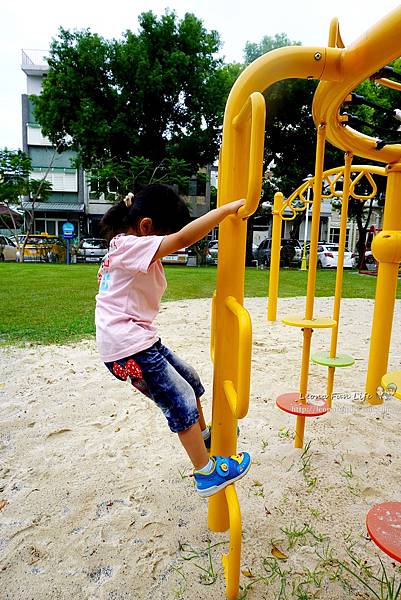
[33, 12, 240, 182]
[0, 148, 31, 204]
[0, 148, 52, 204]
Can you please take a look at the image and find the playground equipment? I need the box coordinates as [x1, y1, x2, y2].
[268, 163, 387, 410]
[366, 502, 401, 564]
[209, 7, 401, 599]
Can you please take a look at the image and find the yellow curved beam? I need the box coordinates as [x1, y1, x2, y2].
[268, 163, 387, 323]
[312, 6, 401, 163]
[281, 164, 387, 221]
[221, 485, 242, 600]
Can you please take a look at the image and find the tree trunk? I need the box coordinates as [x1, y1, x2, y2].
[356, 198, 374, 270]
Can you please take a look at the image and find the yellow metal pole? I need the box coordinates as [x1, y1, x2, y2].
[294, 327, 313, 447]
[300, 184, 312, 271]
[326, 152, 353, 407]
[294, 124, 326, 448]
[365, 163, 401, 404]
[305, 125, 326, 321]
[267, 192, 284, 321]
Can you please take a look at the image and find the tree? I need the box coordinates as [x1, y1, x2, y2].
[89, 156, 194, 197]
[0, 148, 52, 261]
[33, 12, 240, 190]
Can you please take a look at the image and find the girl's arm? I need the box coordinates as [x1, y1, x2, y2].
[152, 199, 245, 262]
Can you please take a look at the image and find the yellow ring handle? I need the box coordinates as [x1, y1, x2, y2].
[232, 92, 266, 220]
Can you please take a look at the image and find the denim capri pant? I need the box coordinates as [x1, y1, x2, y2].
[105, 339, 205, 433]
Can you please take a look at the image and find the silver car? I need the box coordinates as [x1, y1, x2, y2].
[76, 238, 108, 263]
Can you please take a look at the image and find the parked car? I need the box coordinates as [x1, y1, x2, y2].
[307, 243, 357, 268]
[17, 234, 66, 263]
[0, 235, 18, 261]
[76, 238, 108, 263]
[161, 248, 189, 265]
[256, 238, 302, 267]
[206, 240, 219, 265]
[356, 249, 379, 272]
[206, 240, 259, 265]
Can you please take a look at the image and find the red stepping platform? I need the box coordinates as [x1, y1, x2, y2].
[276, 392, 329, 417]
[366, 502, 401, 563]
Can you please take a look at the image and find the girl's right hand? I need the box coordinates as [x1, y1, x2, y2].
[224, 199, 246, 215]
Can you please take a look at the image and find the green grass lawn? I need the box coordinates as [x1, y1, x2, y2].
[0, 263, 396, 345]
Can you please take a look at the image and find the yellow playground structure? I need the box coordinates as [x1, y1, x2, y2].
[208, 6, 401, 599]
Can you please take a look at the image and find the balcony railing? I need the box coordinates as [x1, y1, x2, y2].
[21, 49, 49, 75]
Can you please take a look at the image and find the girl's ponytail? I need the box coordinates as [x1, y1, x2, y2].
[100, 193, 134, 241]
[123, 192, 134, 208]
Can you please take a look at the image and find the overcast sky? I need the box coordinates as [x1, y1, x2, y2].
[2, 0, 401, 149]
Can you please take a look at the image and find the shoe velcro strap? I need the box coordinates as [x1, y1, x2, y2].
[215, 458, 230, 478]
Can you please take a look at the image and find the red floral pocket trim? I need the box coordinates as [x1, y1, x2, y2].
[112, 359, 143, 381]
[125, 359, 143, 380]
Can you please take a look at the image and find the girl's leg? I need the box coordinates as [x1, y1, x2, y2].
[178, 421, 209, 470]
[196, 398, 207, 431]
[159, 344, 207, 426]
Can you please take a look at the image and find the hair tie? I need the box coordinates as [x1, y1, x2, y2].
[123, 192, 134, 208]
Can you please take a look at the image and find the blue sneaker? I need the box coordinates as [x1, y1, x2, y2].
[193, 453, 251, 497]
[203, 425, 240, 452]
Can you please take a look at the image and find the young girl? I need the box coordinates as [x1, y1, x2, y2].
[96, 184, 250, 497]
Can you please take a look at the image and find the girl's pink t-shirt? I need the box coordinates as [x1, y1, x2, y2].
[95, 234, 166, 362]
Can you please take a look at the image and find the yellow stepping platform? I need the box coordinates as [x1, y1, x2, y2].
[282, 314, 337, 329]
[381, 371, 401, 399]
[311, 351, 355, 367]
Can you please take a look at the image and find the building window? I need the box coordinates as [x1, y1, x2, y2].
[329, 227, 349, 245]
[34, 219, 46, 234]
[30, 169, 78, 193]
[46, 220, 56, 235]
[188, 178, 197, 196]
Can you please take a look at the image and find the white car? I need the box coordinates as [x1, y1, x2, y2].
[315, 243, 356, 268]
[0, 235, 18, 261]
[161, 248, 189, 265]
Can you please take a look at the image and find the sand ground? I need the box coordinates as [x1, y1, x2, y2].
[1, 296, 400, 599]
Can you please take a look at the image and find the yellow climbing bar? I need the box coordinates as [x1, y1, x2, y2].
[222, 296, 252, 420]
[221, 485, 242, 600]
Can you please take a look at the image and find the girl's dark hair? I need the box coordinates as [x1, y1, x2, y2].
[100, 184, 191, 241]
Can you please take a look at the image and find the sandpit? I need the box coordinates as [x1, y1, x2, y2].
[1, 296, 400, 599]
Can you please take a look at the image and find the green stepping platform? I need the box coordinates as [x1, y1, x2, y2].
[311, 351, 355, 367]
